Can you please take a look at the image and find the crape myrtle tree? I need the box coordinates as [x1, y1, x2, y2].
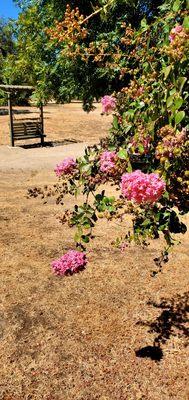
[28, 0, 189, 276]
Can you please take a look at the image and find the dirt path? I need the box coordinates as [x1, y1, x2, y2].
[0, 143, 88, 171]
[0, 104, 189, 400]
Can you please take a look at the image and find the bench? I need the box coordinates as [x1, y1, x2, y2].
[11, 120, 46, 146]
[0, 85, 46, 147]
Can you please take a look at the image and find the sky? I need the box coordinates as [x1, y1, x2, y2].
[0, 0, 20, 20]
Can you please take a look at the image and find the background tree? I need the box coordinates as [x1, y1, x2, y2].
[5, 0, 166, 108]
[0, 19, 15, 104]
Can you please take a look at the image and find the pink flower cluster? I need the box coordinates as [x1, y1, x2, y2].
[99, 151, 117, 173]
[101, 95, 116, 114]
[52, 250, 87, 276]
[169, 25, 184, 43]
[121, 170, 166, 204]
[55, 157, 76, 177]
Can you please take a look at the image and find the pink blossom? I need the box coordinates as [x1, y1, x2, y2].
[100, 151, 117, 173]
[52, 250, 87, 276]
[169, 25, 184, 42]
[55, 157, 76, 177]
[121, 170, 166, 204]
[101, 95, 116, 114]
[136, 86, 144, 97]
[174, 25, 183, 33]
[120, 242, 128, 253]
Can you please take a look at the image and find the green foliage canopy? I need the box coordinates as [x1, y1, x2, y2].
[3, 0, 168, 107]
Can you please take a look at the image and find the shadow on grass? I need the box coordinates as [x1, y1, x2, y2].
[136, 292, 189, 361]
[135, 345, 163, 361]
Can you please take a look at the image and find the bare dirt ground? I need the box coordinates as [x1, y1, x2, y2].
[0, 104, 189, 400]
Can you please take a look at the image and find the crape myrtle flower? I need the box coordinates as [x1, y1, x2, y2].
[52, 250, 87, 276]
[55, 157, 76, 177]
[121, 170, 166, 204]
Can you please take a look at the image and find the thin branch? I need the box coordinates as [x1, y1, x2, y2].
[81, 0, 115, 25]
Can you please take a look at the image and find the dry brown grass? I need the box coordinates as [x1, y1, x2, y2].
[0, 104, 189, 399]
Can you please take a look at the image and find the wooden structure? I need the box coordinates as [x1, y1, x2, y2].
[0, 84, 46, 147]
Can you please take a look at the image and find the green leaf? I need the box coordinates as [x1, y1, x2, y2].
[173, 97, 183, 111]
[138, 144, 144, 153]
[163, 191, 169, 200]
[142, 219, 151, 227]
[159, 224, 168, 232]
[118, 149, 128, 160]
[163, 65, 172, 80]
[95, 193, 104, 201]
[166, 95, 174, 108]
[127, 109, 135, 117]
[81, 164, 91, 173]
[141, 18, 148, 31]
[108, 206, 115, 212]
[124, 124, 132, 134]
[108, 145, 116, 151]
[83, 221, 91, 229]
[129, 102, 136, 107]
[127, 161, 132, 173]
[74, 188, 80, 197]
[108, 196, 115, 203]
[177, 77, 187, 93]
[113, 115, 119, 129]
[81, 235, 90, 243]
[74, 231, 82, 243]
[147, 120, 155, 132]
[164, 159, 171, 170]
[183, 16, 189, 29]
[173, 0, 181, 11]
[175, 111, 185, 125]
[92, 213, 98, 222]
[138, 101, 145, 109]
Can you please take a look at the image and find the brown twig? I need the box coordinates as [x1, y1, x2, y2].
[81, 0, 115, 25]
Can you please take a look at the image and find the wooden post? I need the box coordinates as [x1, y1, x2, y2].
[39, 103, 44, 146]
[8, 92, 14, 147]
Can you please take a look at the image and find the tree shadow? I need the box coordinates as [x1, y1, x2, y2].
[0, 109, 50, 116]
[135, 292, 189, 361]
[0, 109, 33, 116]
[135, 345, 163, 361]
